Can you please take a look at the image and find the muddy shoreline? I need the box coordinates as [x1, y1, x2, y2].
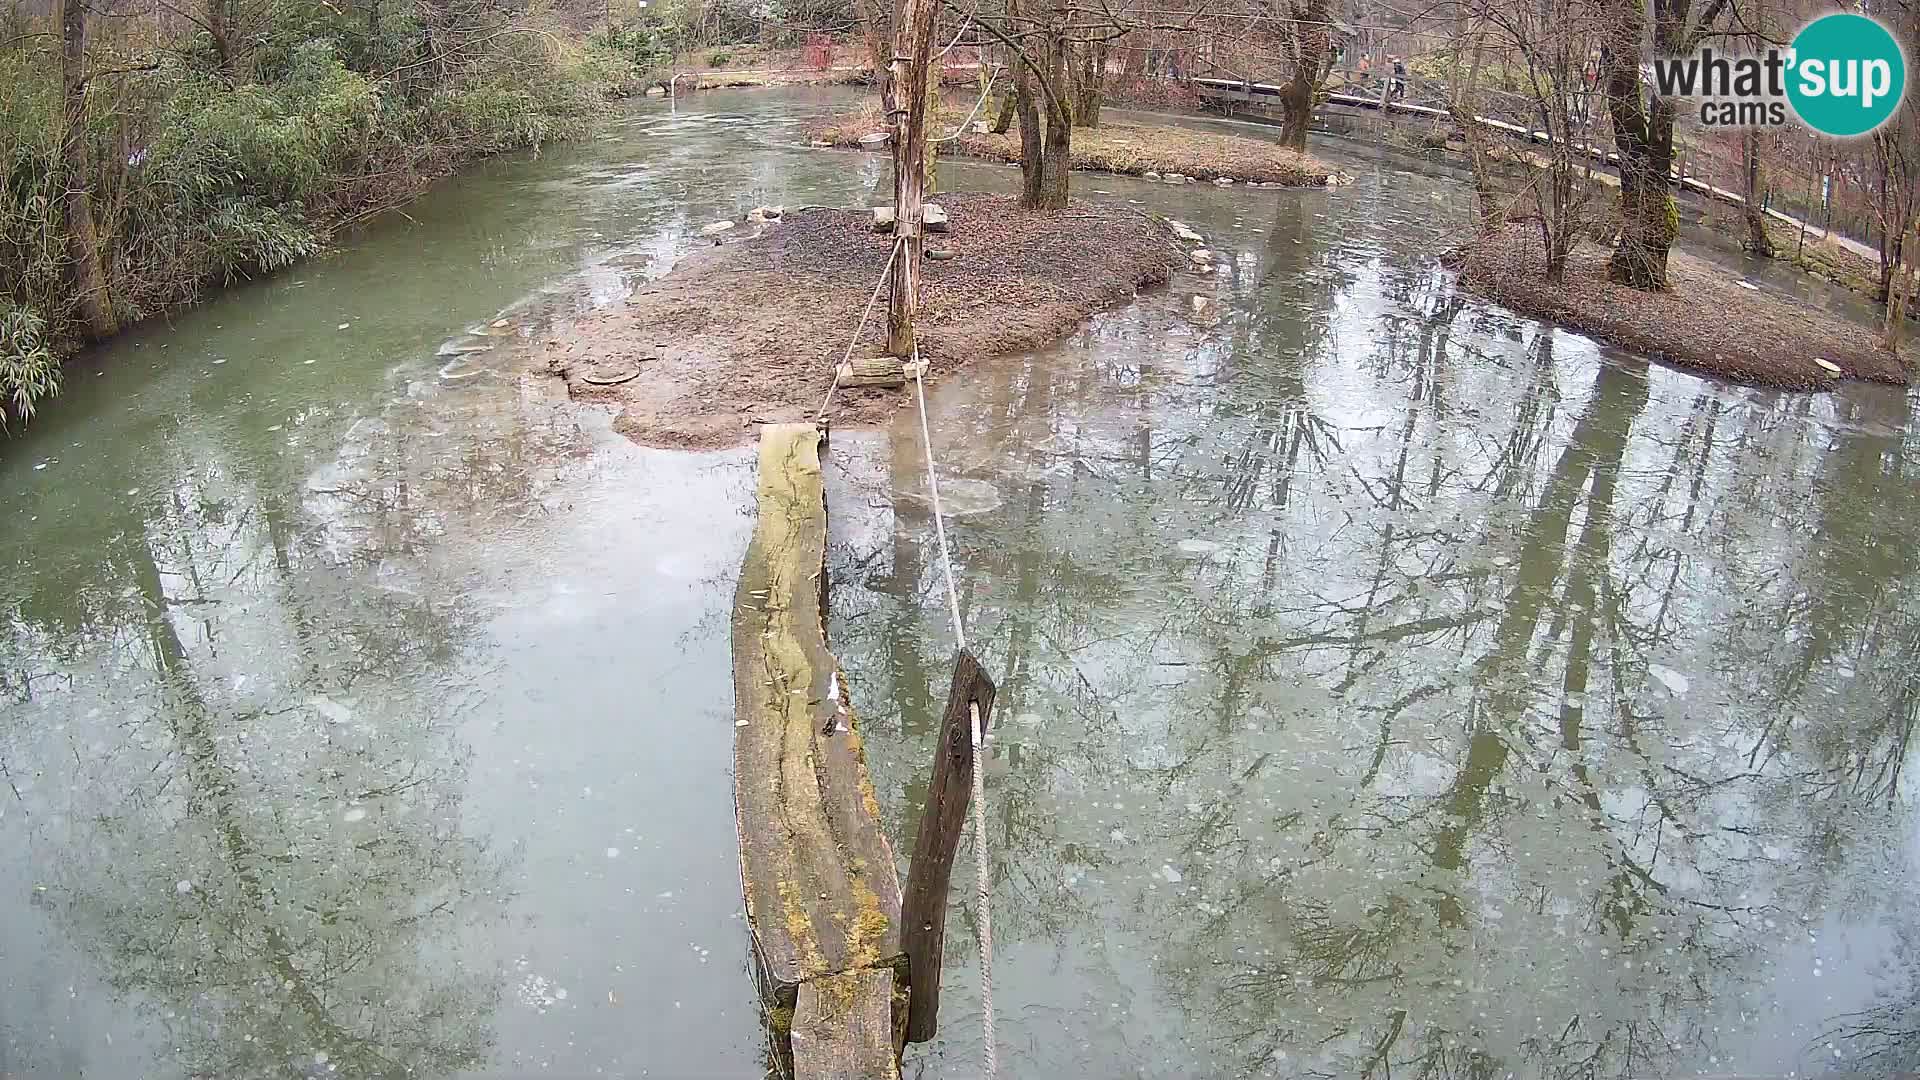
[1451, 223, 1911, 390]
[808, 102, 1337, 188]
[537, 193, 1183, 448]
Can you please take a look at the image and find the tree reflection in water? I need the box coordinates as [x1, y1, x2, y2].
[0, 386, 589, 1077]
[831, 233, 1920, 1078]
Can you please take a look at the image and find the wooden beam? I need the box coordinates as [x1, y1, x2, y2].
[837, 357, 908, 389]
[884, 0, 940, 356]
[899, 649, 997, 1043]
[791, 969, 903, 1080]
[732, 424, 905, 1016]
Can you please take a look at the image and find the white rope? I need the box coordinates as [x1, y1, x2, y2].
[937, 65, 1003, 144]
[910, 346, 967, 655]
[908, 347, 994, 1077]
[935, 13, 975, 61]
[968, 699, 996, 1080]
[815, 235, 908, 423]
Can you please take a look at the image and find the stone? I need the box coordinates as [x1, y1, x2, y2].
[1189, 248, 1214, 264]
[858, 131, 890, 147]
[1813, 357, 1843, 375]
[1168, 221, 1204, 244]
[1144, 171, 1162, 180]
[1215, 176, 1235, 186]
[808, 138, 832, 147]
[644, 85, 667, 97]
[701, 220, 734, 236]
[925, 248, 956, 261]
[923, 203, 948, 232]
[747, 205, 785, 223]
[872, 206, 894, 232]
[1163, 172, 1186, 183]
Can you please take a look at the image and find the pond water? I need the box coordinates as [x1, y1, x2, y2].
[2, 87, 1915, 1080]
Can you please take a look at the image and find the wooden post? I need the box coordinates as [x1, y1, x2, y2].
[884, 0, 938, 356]
[899, 649, 996, 1043]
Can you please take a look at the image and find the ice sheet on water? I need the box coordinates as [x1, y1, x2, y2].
[1647, 663, 1691, 695]
[306, 695, 355, 723]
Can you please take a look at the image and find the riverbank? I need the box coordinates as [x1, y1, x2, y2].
[2, 10, 628, 427]
[1452, 224, 1911, 388]
[539, 193, 1180, 448]
[808, 101, 1335, 187]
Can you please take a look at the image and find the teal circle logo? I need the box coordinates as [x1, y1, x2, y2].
[1787, 13, 1906, 137]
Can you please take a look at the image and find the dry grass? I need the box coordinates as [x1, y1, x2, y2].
[808, 101, 1335, 187]
[1453, 223, 1910, 389]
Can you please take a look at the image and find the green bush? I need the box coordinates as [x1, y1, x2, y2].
[0, 301, 57, 426]
[0, 16, 614, 425]
[708, 50, 734, 68]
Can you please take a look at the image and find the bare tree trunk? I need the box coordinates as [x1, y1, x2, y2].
[1449, 28, 1501, 235]
[1276, 0, 1331, 151]
[924, 74, 940, 195]
[1029, 28, 1073, 209]
[1601, 9, 1675, 290]
[990, 88, 1016, 133]
[206, 0, 234, 76]
[1741, 129, 1774, 256]
[856, 0, 891, 78]
[1885, 221, 1915, 351]
[883, 0, 937, 356]
[1798, 142, 1815, 260]
[1012, 39, 1044, 205]
[1073, 40, 1107, 127]
[61, 0, 117, 341]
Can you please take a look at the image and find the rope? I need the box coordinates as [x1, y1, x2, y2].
[910, 345, 967, 655]
[814, 236, 907, 423]
[908, 346, 994, 1077]
[937, 66, 1003, 144]
[810, 235, 996, 1076]
[969, 700, 996, 1079]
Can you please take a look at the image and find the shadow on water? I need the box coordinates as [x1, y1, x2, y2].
[2, 83, 1917, 1080]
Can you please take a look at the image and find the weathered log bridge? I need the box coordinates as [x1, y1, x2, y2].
[731, 423, 995, 1078]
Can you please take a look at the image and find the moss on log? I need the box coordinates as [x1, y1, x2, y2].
[732, 423, 906, 1077]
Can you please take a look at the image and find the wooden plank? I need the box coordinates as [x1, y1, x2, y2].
[837, 357, 907, 389]
[900, 650, 996, 1043]
[732, 424, 905, 1010]
[791, 970, 902, 1080]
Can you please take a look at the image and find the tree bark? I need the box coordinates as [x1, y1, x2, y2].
[883, 0, 938, 355]
[1031, 29, 1073, 209]
[61, 0, 117, 341]
[1073, 40, 1107, 127]
[1276, 0, 1331, 151]
[1886, 221, 1915, 350]
[1741, 129, 1774, 256]
[1600, 10, 1675, 290]
[1011, 33, 1045, 206]
[1450, 30, 1501, 235]
[989, 88, 1016, 133]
